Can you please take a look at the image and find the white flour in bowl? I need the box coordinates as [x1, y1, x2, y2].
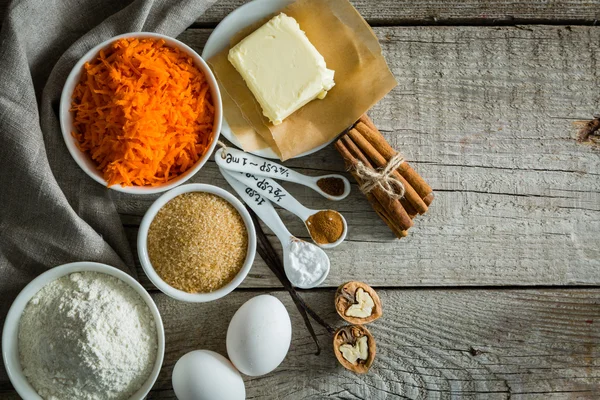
[18, 271, 158, 400]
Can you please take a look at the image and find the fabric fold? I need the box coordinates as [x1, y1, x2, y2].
[0, 0, 215, 380]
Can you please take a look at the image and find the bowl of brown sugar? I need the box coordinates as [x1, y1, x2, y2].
[137, 184, 256, 302]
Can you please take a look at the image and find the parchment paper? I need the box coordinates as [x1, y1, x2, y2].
[208, 0, 397, 160]
[219, 84, 272, 152]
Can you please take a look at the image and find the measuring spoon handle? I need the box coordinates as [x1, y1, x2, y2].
[216, 147, 306, 182]
[220, 168, 291, 244]
[215, 147, 351, 201]
[224, 170, 313, 221]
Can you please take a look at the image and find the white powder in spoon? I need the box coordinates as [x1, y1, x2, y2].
[18, 271, 158, 400]
[286, 239, 330, 288]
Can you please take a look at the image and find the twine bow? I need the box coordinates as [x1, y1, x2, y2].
[353, 153, 406, 199]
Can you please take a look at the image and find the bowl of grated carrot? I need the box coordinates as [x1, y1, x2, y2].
[60, 32, 222, 194]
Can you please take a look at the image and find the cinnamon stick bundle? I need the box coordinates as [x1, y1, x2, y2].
[335, 114, 433, 239]
[357, 115, 432, 198]
[336, 138, 413, 231]
[347, 128, 427, 214]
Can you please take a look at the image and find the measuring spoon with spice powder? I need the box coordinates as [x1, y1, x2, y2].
[306, 210, 346, 246]
[222, 170, 348, 248]
[215, 147, 351, 200]
[316, 177, 346, 197]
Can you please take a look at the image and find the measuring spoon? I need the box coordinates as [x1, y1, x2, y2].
[220, 168, 330, 289]
[221, 169, 348, 249]
[215, 147, 350, 201]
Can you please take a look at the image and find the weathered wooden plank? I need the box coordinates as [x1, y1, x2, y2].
[114, 26, 600, 288]
[3, 0, 600, 29]
[197, 0, 600, 25]
[145, 288, 600, 399]
[122, 182, 600, 289]
[5, 289, 598, 398]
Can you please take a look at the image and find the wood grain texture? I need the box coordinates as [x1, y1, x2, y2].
[113, 25, 600, 288]
[197, 0, 600, 25]
[3, 288, 600, 398]
[150, 288, 600, 399]
[5, 288, 597, 399]
[3, 0, 600, 28]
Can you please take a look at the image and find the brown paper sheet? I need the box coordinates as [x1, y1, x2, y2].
[208, 0, 397, 160]
[219, 82, 271, 152]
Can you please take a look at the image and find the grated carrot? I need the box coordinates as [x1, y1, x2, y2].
[70, 37, 214, 187]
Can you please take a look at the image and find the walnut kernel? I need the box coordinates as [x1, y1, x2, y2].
[333, 325, 376, 373]
[335, 281, 382, 324]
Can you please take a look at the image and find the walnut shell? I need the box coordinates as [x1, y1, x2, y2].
[333, 325, 376, 374]
[335, 281, 382, 324]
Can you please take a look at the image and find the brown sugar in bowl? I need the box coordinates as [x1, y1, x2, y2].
[137, 184, 256, 302]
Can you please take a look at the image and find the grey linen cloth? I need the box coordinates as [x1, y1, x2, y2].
[0, 0, 215, 380]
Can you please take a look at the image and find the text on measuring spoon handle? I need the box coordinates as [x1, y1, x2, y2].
[244, 173, 286, 203]
[223, 152, 291, 178]
[243, 186, 266, 206]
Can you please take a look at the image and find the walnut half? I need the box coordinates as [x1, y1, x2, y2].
[335, 281, 382, 324]
[333, 325, 376, 373]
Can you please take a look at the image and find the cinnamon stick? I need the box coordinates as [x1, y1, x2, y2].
[347, 128, 428, 215]
[358, 113, 378, 133]
[381, 207, 409, 239]
[423, 193, 434, 206]
[367, 193, 408, 238]
[341, 135, 370, 167]
[335, 139, 413, 231]
[400, 197, 418, 219]
[355, 121, 433, 199]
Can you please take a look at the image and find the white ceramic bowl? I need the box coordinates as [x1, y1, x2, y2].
[2, 262, 165, 400]
[138, 184, 256, 302]
[59, 32, 223, 194]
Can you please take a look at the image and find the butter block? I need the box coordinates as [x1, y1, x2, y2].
[228, 13, 335, 125]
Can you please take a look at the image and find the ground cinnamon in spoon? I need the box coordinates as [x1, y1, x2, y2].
[317, 177, 345, 196]
[306, 210, 344, 244]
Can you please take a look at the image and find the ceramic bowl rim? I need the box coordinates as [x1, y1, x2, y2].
[1, 261, 166, 400]
[59, 32, 223, 194]
[137, 183, 257, 302]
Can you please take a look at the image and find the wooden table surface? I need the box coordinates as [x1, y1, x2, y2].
[2, 1, 600, 399]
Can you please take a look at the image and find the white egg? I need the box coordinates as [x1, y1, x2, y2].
[172, 350, 245, 400]
[226, 295, 292, 376]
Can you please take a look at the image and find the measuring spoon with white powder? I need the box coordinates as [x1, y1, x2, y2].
[220, 168, 330, 289]
[221, 169, 347, 249]
[215, 147, 350, 201]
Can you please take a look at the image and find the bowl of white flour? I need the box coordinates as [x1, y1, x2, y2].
[2, 262, 165, 400]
